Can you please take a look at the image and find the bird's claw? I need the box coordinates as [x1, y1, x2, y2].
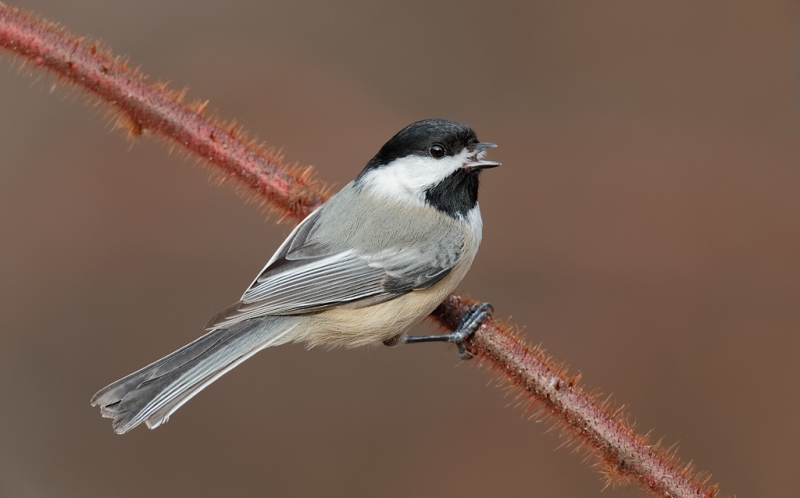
[395, 302, 493, 359]
[450, 302, 493, 359]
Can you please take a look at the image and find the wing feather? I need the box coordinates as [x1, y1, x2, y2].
[206, 204, 462, 330]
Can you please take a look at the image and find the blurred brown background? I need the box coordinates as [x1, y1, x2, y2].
[1, 1, 798, 497]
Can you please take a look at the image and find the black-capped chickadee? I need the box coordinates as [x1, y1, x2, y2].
[92, 119, 499, 434]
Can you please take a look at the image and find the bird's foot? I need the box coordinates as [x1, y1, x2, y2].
[401, 302, 493, 359]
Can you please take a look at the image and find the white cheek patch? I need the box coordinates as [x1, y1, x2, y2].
[359, 150, 472, 205]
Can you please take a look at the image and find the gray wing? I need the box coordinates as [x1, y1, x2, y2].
[206, 207, 461, 330]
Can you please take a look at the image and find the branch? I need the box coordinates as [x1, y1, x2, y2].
[0, 4, 722, 498]
[0, 2, 326, 220]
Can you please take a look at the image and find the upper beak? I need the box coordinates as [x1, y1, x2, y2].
[464, 142, 501, 169]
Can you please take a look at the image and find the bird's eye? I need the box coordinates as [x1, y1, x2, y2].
[429, 144, 446, 158]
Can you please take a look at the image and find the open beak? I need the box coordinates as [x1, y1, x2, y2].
[464, 142, 501, 170]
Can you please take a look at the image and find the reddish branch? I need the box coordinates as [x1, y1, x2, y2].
[0, 2, 326, 220]
[434, 294, 719, 497]
[0, 4, 722, 498]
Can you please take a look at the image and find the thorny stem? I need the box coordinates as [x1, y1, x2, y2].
[0, 3, 326, 220]
[0, 4, 723, 498]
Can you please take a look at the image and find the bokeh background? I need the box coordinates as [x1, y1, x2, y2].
[1, 1, 798, 496]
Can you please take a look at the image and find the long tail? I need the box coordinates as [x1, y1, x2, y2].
[91, 317, 296, 434]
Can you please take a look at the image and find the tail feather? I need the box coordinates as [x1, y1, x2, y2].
[91, 318, 295, 434]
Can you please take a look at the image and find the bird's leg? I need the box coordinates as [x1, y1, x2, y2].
[397, 302, 493, 359]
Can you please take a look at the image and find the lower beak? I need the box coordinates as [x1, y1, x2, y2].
[464, 159, 501, 170]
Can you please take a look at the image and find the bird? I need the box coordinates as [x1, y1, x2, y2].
[91, 119, 499, 434]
